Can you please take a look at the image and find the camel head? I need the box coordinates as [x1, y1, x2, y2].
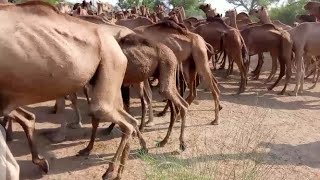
[154, 4, 165, 13]
[115, 11, 125, 20]
[140, 5, 147, 16]
[73, 6, 88, 16]
[236, 12, 250, 21]
[304, 1, 320, 18]
[199, 3, 212, 12]
[296, 14, 317, 23]
[131, 6, 140, 15]
[249, 6, 268, 19]
[225, 9, 237, 19]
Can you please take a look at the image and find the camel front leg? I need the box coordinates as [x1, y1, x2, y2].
[290, 51, 303, 96]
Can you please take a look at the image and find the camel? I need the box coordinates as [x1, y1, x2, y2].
[0, 125, 20, 180]
[97, 1, 113, 15]
[199, 3, 217, 18]
[192, 16, 248, 93]
[241, 24, 293, 94]
[0, 2, 147, 179]
[116, 16, 154, 29]
[249, 7, 292, 30]
[114, 33, 189, 150]
[288, 22, 320, 96]
[134, 21, 222, 127]
[304, 1, 320, 20]
[296, 14, 317, 23]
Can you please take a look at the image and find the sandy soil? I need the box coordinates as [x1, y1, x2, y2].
[8, 56, 320, 180]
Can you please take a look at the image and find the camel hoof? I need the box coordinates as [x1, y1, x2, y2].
[138, 126, 144, 133]
[102, 164, 118, 180]
[192, 100, 200, 105]
[77, 148, 92, 156]
[67, 122, 82, 129]
[145, 121, 155, 127]
[267, 86, 273, 91]
[138, 147, 149, 155]
[288, 91, 298, 96]
[211, 120, 219, 125]
[45, 132, 66, 143]
[180, 143, 187, 151]
[219, 105, 223, 111]
[156, 112, 166, 117]
[37, 158, 49, 173]
[103, 127, 113, 136]
[156, 140, 167, 147]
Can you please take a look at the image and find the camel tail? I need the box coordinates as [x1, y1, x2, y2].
[240, 35, 250, 73]
[121, 85, 130, 112]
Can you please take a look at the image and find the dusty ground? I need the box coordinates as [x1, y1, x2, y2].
[8, 55, 320, 180]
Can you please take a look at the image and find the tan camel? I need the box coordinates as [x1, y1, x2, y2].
[241, 24, 293, 94]
[134, 21, 222, 127]
[116, 16, 154, 29]
[117, 33, 189, 150]
[288, 22, 320, 96]
[0, 2, 147, 179]
[199, 3, 217, 18]
[192, 16, 248, 93]
[304, 1, 320, 19]
[249, 7, 292, 30]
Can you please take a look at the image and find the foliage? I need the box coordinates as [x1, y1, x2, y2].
[226, 0, 280, 12]
[269, 0, 309, 25]
[168, 0, 205, 17]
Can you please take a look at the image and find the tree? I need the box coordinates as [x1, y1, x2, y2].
[168, 0, 205, 17]
[226, 0, 280, 12]
[268, 0, 320, 25]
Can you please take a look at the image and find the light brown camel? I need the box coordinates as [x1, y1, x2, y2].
[288, 22, 320, 96]
[304, 1, 320, 20]
[249, 6, 292, 30]
[0, 2, 147, 179]
[116, 16, 154, 29]
[192, 16, 248, 93]
[241, 24, 293, 94]
[117, 33, 189, 150]
[199, 3, 217, 18]
[134, 21, 222, 127]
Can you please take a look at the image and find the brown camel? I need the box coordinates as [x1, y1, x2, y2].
[199, 3, 217, 18]
[192, 16, 248, 93]
[225, 9, 275, 81]
[288, 22, 320, 96]
[249, 7, 292, 30]
[134, 21, 222, 126]
[241, 24, 293, 94]
[116, 16, 154, 29]
[0, 2, 147, 179]
[52, 15, 155, 134]
[117, 33, 189, 150]
[304, 1, 320, 20]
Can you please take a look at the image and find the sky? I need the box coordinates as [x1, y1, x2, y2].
[65, 0, 236, 13]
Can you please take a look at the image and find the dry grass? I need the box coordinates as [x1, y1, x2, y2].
[138, 105, 284, 180]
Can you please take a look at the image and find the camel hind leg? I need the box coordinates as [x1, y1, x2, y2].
[192, 40, 221, 124]
[4, 108, 49, 173]
[77, 35, 146, 179]
[67, 93, 83, 129]
[265, 51, 278, 83]
[268, 54, 286, 92]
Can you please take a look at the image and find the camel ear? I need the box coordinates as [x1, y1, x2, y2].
[206, 4, 209, 8]
[261, 6, 265, 10]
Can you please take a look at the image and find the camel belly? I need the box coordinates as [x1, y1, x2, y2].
[0, 19, 100, 105]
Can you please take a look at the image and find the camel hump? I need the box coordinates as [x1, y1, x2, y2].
[16, 0, 59, 13]
[261, 23, 278, 30]
[119, 33, 156, 48]
[151, 20, 188, 34]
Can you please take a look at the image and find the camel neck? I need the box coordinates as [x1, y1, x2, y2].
[260, 14, 272, 24]
[229, 15, 238, 29]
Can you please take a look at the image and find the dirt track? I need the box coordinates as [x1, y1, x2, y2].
[8, 56, 320, 180]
